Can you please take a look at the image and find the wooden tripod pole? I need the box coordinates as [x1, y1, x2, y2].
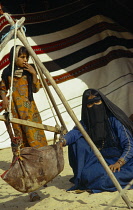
[3, 13, 132, 209]
[0, 16, 25, 51]
[34, 64, 68, 133]
[1, 14, 67, 134]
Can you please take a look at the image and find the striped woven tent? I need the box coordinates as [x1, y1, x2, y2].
[0, 0, 133, 149]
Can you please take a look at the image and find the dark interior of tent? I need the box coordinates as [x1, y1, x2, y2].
[0, 0, 133, 34]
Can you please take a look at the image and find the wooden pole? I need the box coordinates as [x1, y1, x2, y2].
[0, 115, 62, 134]
[105, 179, 133, 210]
[1, 13, 67, 134]
[3, 13, 132, 209]
[20, 26, 68, 133]
[0, 16, 25, 51]
[34, 64, 68, 133]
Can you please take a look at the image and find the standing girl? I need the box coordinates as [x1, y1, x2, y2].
[0, 46, 48, 201]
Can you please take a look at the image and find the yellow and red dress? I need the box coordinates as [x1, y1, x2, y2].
[0, 75, 47, 148]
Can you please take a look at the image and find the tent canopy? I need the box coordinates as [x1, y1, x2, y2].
[0, 0, 133, 33]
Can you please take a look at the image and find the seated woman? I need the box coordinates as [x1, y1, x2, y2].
[61, 88, 133, 193]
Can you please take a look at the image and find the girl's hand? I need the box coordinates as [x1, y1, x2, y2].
[2, 97, 9, 110]
[23, 63, 36, 75]
[23, 63, 37, 84]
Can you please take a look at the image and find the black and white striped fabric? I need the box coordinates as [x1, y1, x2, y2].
[0, 2, 133, 148]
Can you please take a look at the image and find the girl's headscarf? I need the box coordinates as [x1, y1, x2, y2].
[2, 45, 33, 101]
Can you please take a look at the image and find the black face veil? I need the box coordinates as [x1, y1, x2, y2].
[81, 89, 133, 147]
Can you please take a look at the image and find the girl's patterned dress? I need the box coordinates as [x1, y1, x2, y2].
[0, 75, 47, 148]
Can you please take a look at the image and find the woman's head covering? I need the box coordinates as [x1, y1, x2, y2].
[2, 45, 33, 101]
[81, 88, 133, 147]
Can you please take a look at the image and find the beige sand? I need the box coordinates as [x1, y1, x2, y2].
[0, 146, 133, 210]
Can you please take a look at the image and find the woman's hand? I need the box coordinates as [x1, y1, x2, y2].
[59, 138, 66, 147]
[109, 162, 121, 172]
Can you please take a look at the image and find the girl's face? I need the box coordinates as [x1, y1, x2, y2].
[15, 53, 28, 68]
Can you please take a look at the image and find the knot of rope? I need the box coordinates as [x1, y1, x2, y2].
[0, 23, 26, 42]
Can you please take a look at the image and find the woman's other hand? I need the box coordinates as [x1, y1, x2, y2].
[109, 162, 121, 172]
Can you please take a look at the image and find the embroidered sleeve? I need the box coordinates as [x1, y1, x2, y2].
[111, 116, 133, 163]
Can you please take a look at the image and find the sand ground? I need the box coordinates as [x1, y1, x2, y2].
[0, 146, 133, 210]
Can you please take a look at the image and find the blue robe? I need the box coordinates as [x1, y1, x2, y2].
[64, 115, 133, 193]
